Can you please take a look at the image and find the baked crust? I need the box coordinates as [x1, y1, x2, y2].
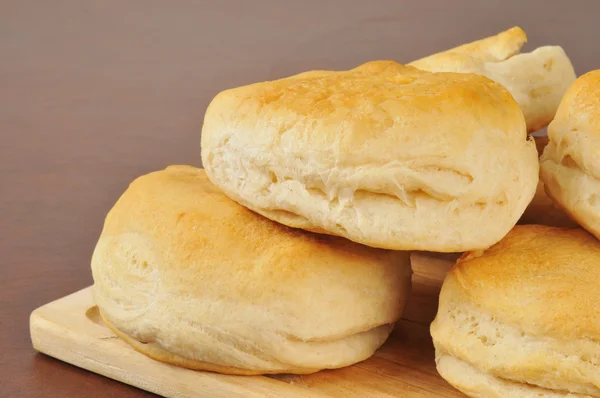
[432, 225, 600, 397]
[91, 166, 411, 374]
[201, 61, 538, 252]
[410, 27, 576, 133]
[541, 70, 600, 239]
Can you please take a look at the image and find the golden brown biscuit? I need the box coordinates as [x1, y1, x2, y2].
[410, 27, 576, 133]
[540, 70, 600, 238]
[432, 225, 600, 397]
[91, 166, 411, 375]
[201, 61, 539, 252]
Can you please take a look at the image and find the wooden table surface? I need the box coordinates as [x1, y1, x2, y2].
[2, 1, 599, 396]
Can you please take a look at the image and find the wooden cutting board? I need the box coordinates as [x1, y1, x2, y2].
[30, 252, 462, 398]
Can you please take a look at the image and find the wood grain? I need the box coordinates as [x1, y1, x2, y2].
[4, 1, 600, 396]
[30, 254, 458, 398]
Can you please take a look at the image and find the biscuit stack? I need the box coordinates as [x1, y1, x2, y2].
[91, 27, 600, 396]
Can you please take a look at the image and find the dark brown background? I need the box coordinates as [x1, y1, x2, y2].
[1, 1, 598, 396]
